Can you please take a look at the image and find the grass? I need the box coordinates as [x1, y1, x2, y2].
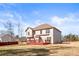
[0, 48, 50, 56]
[0, 41, 79, 56]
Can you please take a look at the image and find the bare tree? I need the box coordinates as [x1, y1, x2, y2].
[0, 30, 7, 34]
[17, 21, 23, 38]
[3, 20, 14, 35]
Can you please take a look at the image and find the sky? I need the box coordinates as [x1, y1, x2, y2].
[0, 3, 79, 36]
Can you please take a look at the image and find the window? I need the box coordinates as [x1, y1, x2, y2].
[46, 29, 50, 34]
[28, 32, 30, 35]
[47, 37, 51, 40]
[47, 37, 51, 43]
[40, 30, 42, 34]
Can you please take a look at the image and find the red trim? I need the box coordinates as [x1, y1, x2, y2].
[27, 40, 50, 45]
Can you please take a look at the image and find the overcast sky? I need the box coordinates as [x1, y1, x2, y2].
[0, 3, 79, 36]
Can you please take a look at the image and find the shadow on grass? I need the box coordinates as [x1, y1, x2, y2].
[0, 46, 73, 56]
[0, 49, 30, 56]
[0, 48, 51, 56]
[29, 49, 50, 56]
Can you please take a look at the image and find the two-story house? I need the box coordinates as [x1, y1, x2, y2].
[25, 24, 61, 45]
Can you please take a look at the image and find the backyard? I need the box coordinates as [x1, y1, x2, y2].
[0, 41, 79, 56]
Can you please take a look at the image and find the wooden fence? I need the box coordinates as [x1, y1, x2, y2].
[0, 41, 18, 46]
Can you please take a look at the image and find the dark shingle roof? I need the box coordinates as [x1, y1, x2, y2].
[25, 24, 61, 32]
[33, 24, 53, 30]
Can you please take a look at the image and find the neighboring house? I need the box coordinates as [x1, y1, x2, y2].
[19, 37, 27, 42]
[0, 34, 18, 46]
[25, 24, 61, 44]
[0, 34, 16, 42]
[18, 37, 27, 45]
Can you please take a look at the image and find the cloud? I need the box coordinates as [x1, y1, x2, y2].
[51, 16, 65, 25]
[0, 12, 18, 25]
[0, 3, 16, 9]
[50, 13, 79, 35]
[5, 12, 14, 18]
[34, 19, 44, 26]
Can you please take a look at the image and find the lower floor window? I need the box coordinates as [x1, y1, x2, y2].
[45, 37, 51, 43]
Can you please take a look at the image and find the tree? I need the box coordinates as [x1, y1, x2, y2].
[3, 20, 14, 35]
[17, 21, 23, 38]
[63, 34, 79, 42]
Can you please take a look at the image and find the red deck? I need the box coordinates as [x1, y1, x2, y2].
[27, 40, 50, 45]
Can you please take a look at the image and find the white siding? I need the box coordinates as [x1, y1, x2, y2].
[1, 36, 16, 42]
[53, 28, 61, 43]
[26, 28, 33, 37]
[34, 29, 54, 43]
[35, 29, 53, 35]
[0, 35, 16, 42]
[26, 27, 61, 44]
[42, 30, 46, 34]
[35, 31, 40, 35]
[50, 29, 53, 43]
[35, 29, 50, 35]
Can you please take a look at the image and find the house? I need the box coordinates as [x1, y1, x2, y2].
[18, 37, 27, 45]
[0, 34, 18, 46]
[25, 24, 61, 45]
[19, 37, 27, 42]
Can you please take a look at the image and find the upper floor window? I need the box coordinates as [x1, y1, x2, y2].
[46, 29, 50, 34]
[40, 30, 42, 34]
[28, 32, 30, 35]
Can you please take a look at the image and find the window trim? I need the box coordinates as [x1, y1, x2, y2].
[46, 29, 50, 34]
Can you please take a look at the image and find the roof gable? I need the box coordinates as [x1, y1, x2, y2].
[33, 24, 53, 30]
[25, 27, 33, 32]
